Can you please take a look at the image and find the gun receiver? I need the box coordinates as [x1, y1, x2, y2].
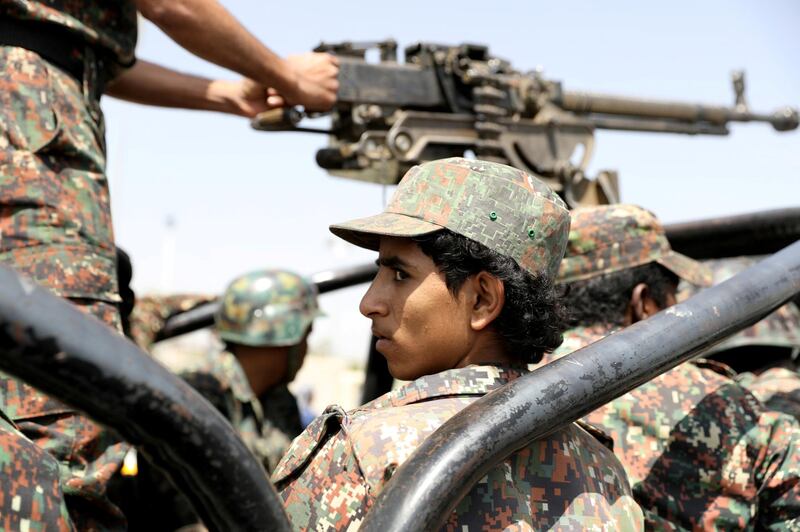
[251, 41, 798, 206]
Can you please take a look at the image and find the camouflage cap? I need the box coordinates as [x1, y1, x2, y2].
[679, 256, 800, 353]
[330, 157, 570, 278]
[215, 270, 321, 347]
[558, 204, 712, 286]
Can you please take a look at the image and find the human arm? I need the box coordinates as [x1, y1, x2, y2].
[105, 60, 271, 117]
[133, 0, 338, 111]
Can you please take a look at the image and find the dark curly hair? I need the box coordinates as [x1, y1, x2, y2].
[563, 262, 679, 328]
[413, 230, 567, 364]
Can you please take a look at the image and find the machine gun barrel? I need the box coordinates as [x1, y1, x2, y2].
[559, 91, 799, 133]
[0, 266, 292, 532]
[360, 239, 800, 531]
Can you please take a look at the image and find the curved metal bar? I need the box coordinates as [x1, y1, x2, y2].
[665, 207, 800, 259]
[0, 266, 291, 532]
[156, 263, 378, 342]
[360, 240, 800, 531]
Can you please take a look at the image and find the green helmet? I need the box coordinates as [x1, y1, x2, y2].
[215, 270, 321, 347]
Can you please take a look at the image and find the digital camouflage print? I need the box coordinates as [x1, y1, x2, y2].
[739, 368, 800, 423]
[558, 204, 711, 286]
[166, 349, 294, 473]
[216, 270, 321, 347]
[544, 326, 800, 530]
[3, 0, 138, 66]
[678, 256, 800, 354]
[273, 365, 644, 531]
[0, 46, 129, 528]
[0, 411, 74, 531]
[330, 157, 571, 279]
[128, 294, 216, 350]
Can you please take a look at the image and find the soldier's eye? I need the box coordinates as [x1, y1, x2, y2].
[393, 269, 409, 281]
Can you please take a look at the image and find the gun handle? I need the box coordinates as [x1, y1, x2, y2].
[251, 108, 303, 131]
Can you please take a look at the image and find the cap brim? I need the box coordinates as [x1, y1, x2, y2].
[330, 212, 443, 251]
[657, 251, 712, 287]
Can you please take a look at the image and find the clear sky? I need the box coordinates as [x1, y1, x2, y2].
[104, 0, 799, 360]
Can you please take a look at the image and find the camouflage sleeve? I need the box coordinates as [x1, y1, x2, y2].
[275, 430, 371, 530]
[129, 294, 214, 350]
[753, 410, 800, 530]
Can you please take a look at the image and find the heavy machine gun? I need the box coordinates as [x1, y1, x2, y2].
[252, 41, 798, 206]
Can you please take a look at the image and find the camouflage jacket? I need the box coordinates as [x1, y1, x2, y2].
[544, 325, 800, 530]
[739, 367, 800, 423]
[273, 365, 643, 531]
[0, 410, 74, 531]
[3, 0, 137, 67]
[167, 349, 294, 474]
[128, 294, 215, 351]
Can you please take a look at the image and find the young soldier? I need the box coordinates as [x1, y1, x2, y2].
[273, 158, 643, 530]
[550, 204, 800, 529]
[680, 256, 800, 421]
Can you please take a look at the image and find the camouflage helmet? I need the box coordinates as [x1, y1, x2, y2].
[679, 256, 800, 354]
[330, 157, 570, 278]
[558, 204, 712, 286]
[215, 270, 321, 347]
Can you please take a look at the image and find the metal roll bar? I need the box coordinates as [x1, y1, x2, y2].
[0, 266, 291, 532]
[359, 240, 800, 531]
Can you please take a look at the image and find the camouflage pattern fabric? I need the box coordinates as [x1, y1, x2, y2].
[678, 256, 800, 354]
[544, 326, 800, 530]
[738, 368, 800, 423]
[169, 349, 293, 473]
[216, 270, 321, 347]
[558, 204, 711, 286]
[1, 46, 129, 529]
[260, 384, 303, 444]
[330, 157, 570, 278]
[273, 365, 644, 531]
[3, 0, 137, 67]
[128, 294, 215, 350]
[0, 411, 74, 531]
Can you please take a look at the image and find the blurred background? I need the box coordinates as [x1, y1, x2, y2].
[104, 0, 799, 411]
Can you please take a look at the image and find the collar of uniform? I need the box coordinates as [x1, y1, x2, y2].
[360, 364, 529, 411]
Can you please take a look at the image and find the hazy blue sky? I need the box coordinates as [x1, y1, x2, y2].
[103, 1, 799, 359]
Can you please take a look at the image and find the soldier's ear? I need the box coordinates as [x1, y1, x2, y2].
[630, 283, 661, 323]
[468, 272, 505, 331]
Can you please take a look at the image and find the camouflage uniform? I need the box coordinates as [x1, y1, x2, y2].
[1, 3, 137, 527]
[679, 257, 800, 422]
[128, 294, 216, 351]
[273, 365, 643, 531]
[550, 205, 800, 530]
[279, 158, 644, 530]
[0, 410, 74, 530]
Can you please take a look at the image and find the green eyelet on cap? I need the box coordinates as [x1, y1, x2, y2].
[489, 211, 498, 221]
[528, 229, 536, 238]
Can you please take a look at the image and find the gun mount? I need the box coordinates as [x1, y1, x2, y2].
[252, 41, 798, 207]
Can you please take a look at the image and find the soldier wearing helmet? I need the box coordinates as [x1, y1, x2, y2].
[546, 204, 800, 529]
[273, 158, 644, 530]
[212, 269, 322, 443]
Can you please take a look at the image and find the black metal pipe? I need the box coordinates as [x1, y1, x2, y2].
[360, 240, 800, 531]
[156, 263, 378, 342]
[665, 207, 800, 259]
[0, 266, 291, 531]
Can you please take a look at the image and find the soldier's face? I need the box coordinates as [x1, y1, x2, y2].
[360, 237, 475, 381]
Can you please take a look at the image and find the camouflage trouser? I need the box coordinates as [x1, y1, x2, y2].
[0, 46, 128, 529]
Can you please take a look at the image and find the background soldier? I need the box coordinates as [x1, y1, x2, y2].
[273, 158, 643, 530]
[680, 256, 800, 421]
[549, 204, 800, 529]
[1, 0, 337, 525]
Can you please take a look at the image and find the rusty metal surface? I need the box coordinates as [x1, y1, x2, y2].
[665, 207, 800, 259]
[0, 265, 291, 532]
[359, 240, 800, 531]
